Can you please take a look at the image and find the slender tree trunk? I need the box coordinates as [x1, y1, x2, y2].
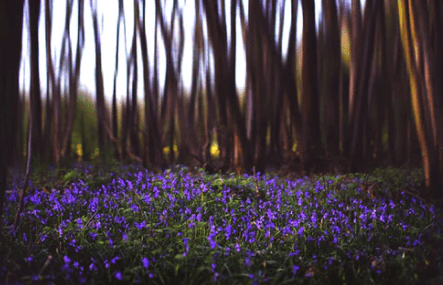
[61, 0, 85, 160]
[45, 0, 61, 166]
[90, 0, 108, 157]
[301, 0, 321, 172]
[322, 0, 341, 157]
[29, 0, 42, 163]
[284, 0, 302, 160]
[136, 0, 165, 167]
[348, 0, 378, 172]
[111, 0, 123, 160]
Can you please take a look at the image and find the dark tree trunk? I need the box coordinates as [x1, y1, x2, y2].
[111, 0, 123, 160]
[0, 0, 25, 234]
[45, 0, 61, 166]
[90, 1, 108, 157]
[322, 0, 341, 157]
[301, 0, 321, 172]
[29, 0, 43, 162]
[348, 0, 378, 172]
[284, 0, 302, 161]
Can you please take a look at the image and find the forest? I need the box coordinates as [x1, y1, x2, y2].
[0, 0, 442, 284]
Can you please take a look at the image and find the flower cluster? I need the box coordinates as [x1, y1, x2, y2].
[1, 166, 442, 284]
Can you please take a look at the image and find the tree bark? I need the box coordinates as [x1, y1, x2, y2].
[301, 0, 321, 172]
[29, 0, 43, 162]
[0, 0, 25, 235]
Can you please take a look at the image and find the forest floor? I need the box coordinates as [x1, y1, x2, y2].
[1, 161, 443, 284]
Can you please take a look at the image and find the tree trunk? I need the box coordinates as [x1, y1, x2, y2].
[29, 0, 43, 163]
[0, 0, 25, 235]
[322, 0, 341, 157]
[301, 0, 321, 172]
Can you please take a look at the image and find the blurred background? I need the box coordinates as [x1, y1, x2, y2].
[2, 0, 443, 196]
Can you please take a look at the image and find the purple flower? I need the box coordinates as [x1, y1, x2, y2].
[89, 232, 97, 240]
[115, 271, 122, 280]
[293, 265, 300, 275]
[89, 263, 97, 271]
[183, 238, 189, 254]
[64, 256, 71, 263]
[77, 218, 83, 229]
[224, 225, 232, 240]
[142, 257, 150, 269]
[244, 257, 252, 267]
[111, 256, 120, 264]
[208, 236, 216, 249]
[298, 227, 304, 236]
[134, 221, 146, 230]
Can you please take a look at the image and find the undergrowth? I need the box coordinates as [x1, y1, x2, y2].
[1, 165, 442, 284]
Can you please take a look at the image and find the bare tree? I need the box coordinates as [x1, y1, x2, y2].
[90, 0, 109, 156]
[398, 0, 443, 198]
[301, 0, 321, 172]
[322, 0, 341, 158]
[29, 0, 43, 162]
[0, 0, 25, 235]
[283, 0, 303, 160]
[59, 0, 85, 160]
[45, 0, 62, 165]
[135, 0, 160, 167]
[203, 0, 252, 172]
[347, 0, 378, 172]
[111, 0, 123, 159]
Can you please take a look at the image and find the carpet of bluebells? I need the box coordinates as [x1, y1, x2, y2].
[1, 164, 443, 284]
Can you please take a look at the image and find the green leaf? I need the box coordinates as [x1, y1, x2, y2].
[174, 254, 186, 261]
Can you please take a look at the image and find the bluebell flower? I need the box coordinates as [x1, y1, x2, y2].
[224, 224, 232, 240]
[111, 256, 120, 264]
[292, 265, 300, 275]
[115, 271, 122, 280]
[142, 257, 149, 269]
[183, 238, 189, 255]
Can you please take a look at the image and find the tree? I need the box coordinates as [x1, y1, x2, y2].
[321, 0, 341, 157]
[301, 0, 321, 172]
[90, 0, 109, 156]
[29, 0, 43, 162]
[0, 0, 25, 234]
[398, 0, 443, 198]
[60, 0, 85, 160]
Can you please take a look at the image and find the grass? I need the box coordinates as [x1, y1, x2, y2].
[1, 164, 442, 284]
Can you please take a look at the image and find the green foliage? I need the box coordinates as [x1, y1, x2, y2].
[73, 91, 99, 161]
